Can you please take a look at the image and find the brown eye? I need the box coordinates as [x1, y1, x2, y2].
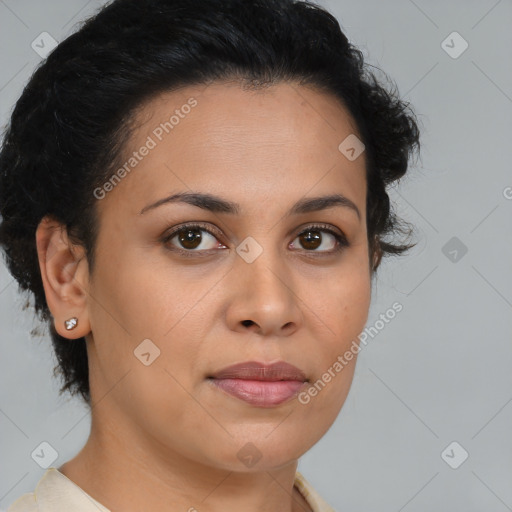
[298, 230, 322, 250]
[178, 228, 203, 249]
[290, 225, 348, 254]
[163, 224, 224, 253]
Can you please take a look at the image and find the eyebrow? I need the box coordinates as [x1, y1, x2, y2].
[139, 191, 361, 220]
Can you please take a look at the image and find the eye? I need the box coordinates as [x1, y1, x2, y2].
[290, 224, 349, 254]
[162, 222, 226, 255]
[161, 222, 349, 257]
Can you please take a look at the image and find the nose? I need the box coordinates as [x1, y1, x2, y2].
[225, 249, 303, 337]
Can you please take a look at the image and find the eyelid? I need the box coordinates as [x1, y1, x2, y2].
[162, 221, 225, 242]
[292, 222, 345, 239]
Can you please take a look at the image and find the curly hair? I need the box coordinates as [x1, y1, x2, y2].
[0, 0, 421, 406]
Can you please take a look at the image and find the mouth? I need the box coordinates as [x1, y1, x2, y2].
[207, 361, 309, 407]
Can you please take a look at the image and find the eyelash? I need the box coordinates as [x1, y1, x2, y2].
[161, 222, 349, 258]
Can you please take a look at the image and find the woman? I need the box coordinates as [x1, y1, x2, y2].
[0, 0, 420, 510]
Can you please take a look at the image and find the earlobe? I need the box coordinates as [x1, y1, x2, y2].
[64, 317, 79, 331]
[35, 216, 91, 340]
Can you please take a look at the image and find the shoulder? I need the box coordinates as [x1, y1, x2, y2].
[6, 492, 38, 512]
[294, 471, 337, 512]
[5, 467, 110, 512]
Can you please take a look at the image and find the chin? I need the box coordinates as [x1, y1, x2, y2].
[198, 430, 316, 473]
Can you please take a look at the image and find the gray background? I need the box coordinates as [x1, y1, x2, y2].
[1, 0, 511, 511]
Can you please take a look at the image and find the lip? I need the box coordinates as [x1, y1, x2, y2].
[208, 361, 308, 407]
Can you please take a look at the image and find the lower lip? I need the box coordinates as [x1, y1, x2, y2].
[210, 378, 306, 407]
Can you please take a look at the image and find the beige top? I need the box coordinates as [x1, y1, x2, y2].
[7, 467, 336, 512]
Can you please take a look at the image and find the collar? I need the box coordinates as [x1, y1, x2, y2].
[9, 467, 335, 512]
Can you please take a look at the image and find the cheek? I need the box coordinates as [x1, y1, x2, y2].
[87, 248, 211, 390]
[87, 254, 212, 448]
[306, 258, 371, 343]
[298, 259, 370, 406]
[90, 246, 203, 341]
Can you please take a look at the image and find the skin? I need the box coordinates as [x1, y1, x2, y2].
[36, 80, 378, 512]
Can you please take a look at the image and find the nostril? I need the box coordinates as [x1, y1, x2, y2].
[241, 320, 255, 327]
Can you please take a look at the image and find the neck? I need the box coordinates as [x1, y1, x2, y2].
[58, 415, 312, 512]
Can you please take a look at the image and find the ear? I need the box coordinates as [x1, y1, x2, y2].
[35, 216, 91, 340]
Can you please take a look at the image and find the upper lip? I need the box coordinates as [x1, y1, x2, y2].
[209, 361, 308, 382]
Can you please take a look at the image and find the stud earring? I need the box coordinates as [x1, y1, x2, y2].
[64, 317, 78, 330]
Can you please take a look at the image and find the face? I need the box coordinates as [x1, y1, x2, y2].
[84, 80, 371, 471]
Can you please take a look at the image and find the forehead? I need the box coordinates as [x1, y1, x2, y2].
[97, 80, 367, 218]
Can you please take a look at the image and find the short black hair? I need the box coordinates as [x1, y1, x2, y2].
[0, 0, 421, 406]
